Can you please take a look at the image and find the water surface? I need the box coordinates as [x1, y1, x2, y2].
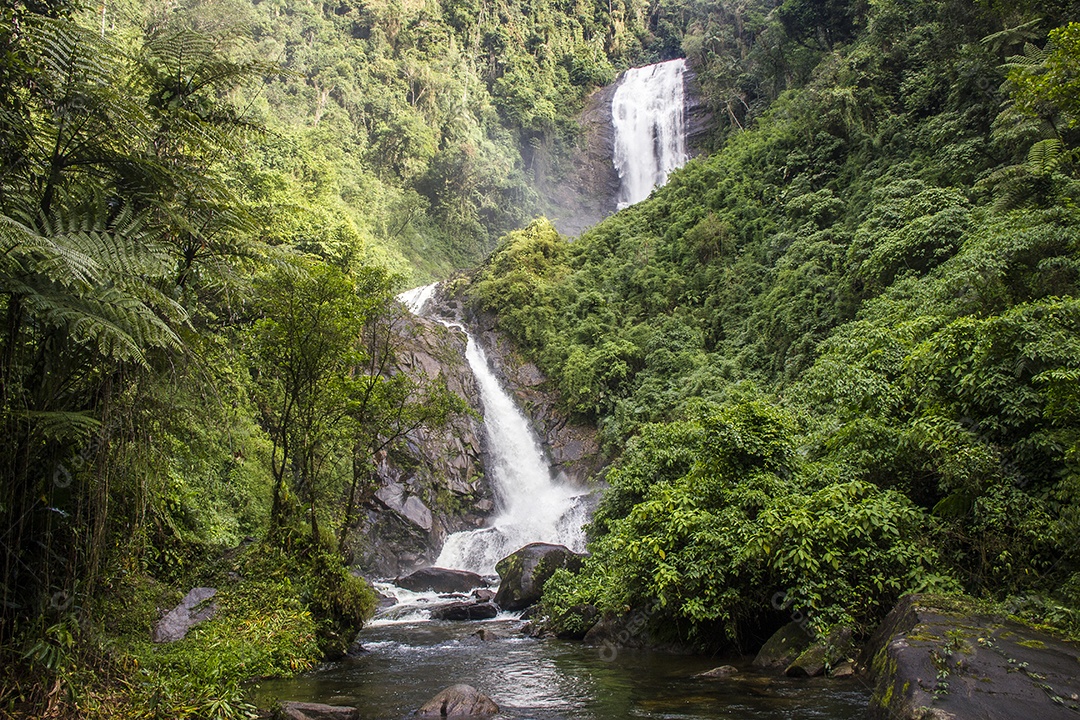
[251, 618, 870, 719]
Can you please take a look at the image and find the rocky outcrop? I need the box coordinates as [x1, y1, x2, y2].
[532, 82, 621, 238]
[395, 567, 488, 593]
[277, 702, 359, 720]
[348, 312, 493, 577]
[493, 543, 587, 611]
[152, 587, 217, 643]
[431, 294, 603, 488]
[863, 594, 1080, 720]
[416, 684, 499, 718]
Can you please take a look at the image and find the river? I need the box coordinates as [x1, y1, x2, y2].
[251, 617, 870, 719]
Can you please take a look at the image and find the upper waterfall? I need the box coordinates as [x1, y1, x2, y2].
[397, 285, 589, 575]
[611, 58, 689, 209]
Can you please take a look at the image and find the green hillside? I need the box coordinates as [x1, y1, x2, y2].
[466, 0, 1080, 648]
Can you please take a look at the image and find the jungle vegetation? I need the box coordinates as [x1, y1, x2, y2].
[2, 0, 1080, 714]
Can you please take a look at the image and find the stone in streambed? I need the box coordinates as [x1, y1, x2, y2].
[416, 684, 499, 718]
[493, 543, 586, 611]
[829, 660, 855, 678]
[472, 588, 496, 602]
[278, 701, 359, 720]
[473, 626, 512, 641]
[696, 665, 739, 678]
[395, 567, 487, 593]
[430, 600, 499, 621]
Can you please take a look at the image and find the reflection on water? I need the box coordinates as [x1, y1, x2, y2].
[250, 619, 870, 719]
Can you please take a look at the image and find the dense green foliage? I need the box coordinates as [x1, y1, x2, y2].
[467, 0, 1080, 649]
[5, 0, 1080, 711]
[0, 3, 467, 716]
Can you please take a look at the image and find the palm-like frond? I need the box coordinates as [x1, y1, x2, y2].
[1, 200, 186, 367]
[1027, 137, 1067, 174]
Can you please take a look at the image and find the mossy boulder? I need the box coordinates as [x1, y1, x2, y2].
[494, 543, 586, 611]
[863, 593, 1080, 719]
[552, 604, 600, 639]
[752, 621, 813, 670]
[785, 625, 853, 677]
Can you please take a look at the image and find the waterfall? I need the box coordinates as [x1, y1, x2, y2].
[397, 285, 589, 576]
[611, 58, 689, 209]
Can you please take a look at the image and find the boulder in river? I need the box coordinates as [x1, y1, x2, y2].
[278, 701, 359, 720]
[696, 665, 739, 678]
[494, 543, 586, 611]
[751, 621, 813, 670]
[785, 625, 853, 678]
[864, 593, 1080, 719]
[553, 604, 601, 640]
[152, 587, 217, 643]
[395, 567, 487, 593]
[416, 684, 499, 718]
[430, 600, 499, 621]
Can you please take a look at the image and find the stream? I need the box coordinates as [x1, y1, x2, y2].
[250, 617, 871, 719]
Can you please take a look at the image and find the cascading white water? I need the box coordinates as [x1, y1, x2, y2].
[611, 58, 689, 209]
[397, 285, 589, 576]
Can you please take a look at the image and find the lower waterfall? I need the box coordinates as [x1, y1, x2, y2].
[398, 285, 589, 575]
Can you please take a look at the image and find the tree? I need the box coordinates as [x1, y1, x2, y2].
[251, 260, 364, 539]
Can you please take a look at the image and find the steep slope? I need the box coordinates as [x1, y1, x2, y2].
[465, 0, 1080, 649]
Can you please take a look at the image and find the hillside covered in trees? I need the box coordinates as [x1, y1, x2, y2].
[2, 0, 1080, 716]
[466, 0, 1080, 651]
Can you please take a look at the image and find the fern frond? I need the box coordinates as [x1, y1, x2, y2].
[23, 410, 101, 444]
[1027, 138, 1064, 174]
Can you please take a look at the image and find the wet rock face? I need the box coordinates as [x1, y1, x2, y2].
[532, 82, 621, 238]
[532, 64, 711, 238]
[863, 594, 1080, 720]
[349, 313, 493, 578]
[683, 66, 714, 156]
[451, 305, 604, 488]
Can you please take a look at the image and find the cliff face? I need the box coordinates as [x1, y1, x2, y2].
[533, 82, 622, 238]
[350, 314, 492, 578]
[683, 66, 713, 156]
